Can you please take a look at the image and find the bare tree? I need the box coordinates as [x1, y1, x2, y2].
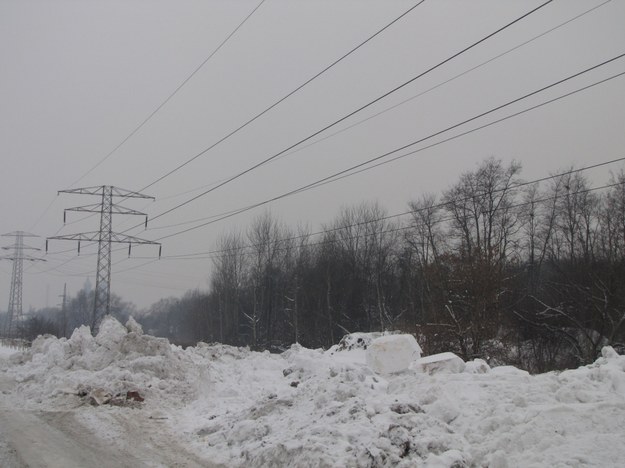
[435, 158, 522, 357]
[211, 230, 247, 344]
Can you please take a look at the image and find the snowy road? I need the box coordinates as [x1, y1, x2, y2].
[0, 371, 221, 468]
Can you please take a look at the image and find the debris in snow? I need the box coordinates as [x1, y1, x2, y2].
[89, 388, 112, 406]
[366, 334, 422, 375]
[126, 390, 144, 402]
[389, 402, 423, 414]
[411, 352, 466, 375]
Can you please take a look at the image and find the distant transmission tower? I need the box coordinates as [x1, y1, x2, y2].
[1, 231, 45, 337]
[47, 186, 160, 332]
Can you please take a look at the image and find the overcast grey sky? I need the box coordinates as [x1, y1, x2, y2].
[1, 0, 624, 311]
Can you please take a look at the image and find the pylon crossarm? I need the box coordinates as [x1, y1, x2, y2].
[64, 203, 102, 213]
[0, 255, 45, 262]
[65, 204, 147, 217]
[111, 186, 155, 200]
[58, 186, 154, 200]
[2, 231, 39, 238]
[109, 233, 160, 245]
[48, 232, 101, 242]
[2, 244, 40, 251]
[58, 186, 106, 196]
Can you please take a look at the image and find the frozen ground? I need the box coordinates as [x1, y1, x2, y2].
[1, 317, 624, 467]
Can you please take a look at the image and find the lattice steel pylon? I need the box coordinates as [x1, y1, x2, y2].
[1, 231, 45, 338]
[47, 186, 160, 332]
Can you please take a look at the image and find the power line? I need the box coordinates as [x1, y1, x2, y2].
[39, 0, 427, 260]
[32, 2, 608, 278]
[69, 0, 268, 188]
[144, 0, 612, 234]
[125, 181, 625, 265]
[297, 69, 625, 196]
[24, 0, 268, 238]
[271, 0, 612, 166]
[141, 0, 612, 234]
[77, 0, 604, 232]
[139, 158, 625, 260]
[31, 157, 625, 281]
[138, 0, 554, 227]
[150, 55, 625, 240]
[138, 0, 428, 192]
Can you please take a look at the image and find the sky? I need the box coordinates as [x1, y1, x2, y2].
[1, 0, 624, 312]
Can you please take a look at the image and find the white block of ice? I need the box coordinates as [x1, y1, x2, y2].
[411, 352, 465, 375]
[365, 334, 422, 375]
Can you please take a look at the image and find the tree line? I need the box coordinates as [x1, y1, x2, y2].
[10, 157, 624, 372]
[141, 157, 625, 371]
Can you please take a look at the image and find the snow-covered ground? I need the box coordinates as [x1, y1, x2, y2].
[1, 317, 625, 467]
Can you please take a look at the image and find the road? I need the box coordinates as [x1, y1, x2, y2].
[0, 367, 221, 468]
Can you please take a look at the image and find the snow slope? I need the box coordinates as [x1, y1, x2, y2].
[1, 317, 625, 467]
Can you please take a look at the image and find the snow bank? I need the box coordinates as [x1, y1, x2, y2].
[4, 322, 625, 467]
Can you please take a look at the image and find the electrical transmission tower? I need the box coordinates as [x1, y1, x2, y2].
[47, 186, 160, 332]
[1, 231, 45, 338]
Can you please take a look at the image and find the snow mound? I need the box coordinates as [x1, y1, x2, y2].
[412, 352, 465, 375]
[7, 316, 200, 407]
[366, 334, 422, 375]
[179, 342, 625, 467]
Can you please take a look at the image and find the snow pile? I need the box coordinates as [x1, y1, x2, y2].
[6, 316, 200, 407]
[177, 340, 625, 467]
[3, 322, 625, 467]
